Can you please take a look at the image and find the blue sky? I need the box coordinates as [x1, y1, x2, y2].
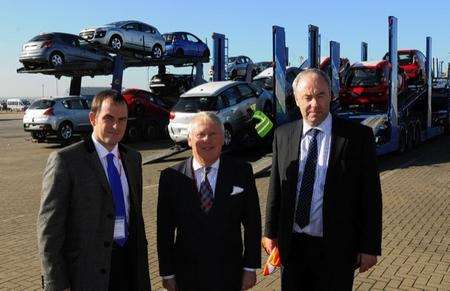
[1, 0, 449, 97]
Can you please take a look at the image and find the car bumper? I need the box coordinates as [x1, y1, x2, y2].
[23, 123, 55, 133]
[19, 50, 51, 63]
[168, 123, 189, 143]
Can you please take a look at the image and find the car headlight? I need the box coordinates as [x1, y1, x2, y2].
[95, 30, 106, 38]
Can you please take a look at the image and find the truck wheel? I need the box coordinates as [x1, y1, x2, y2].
[397, 128, 407, 154]
[142, 122, 159, 141]
[126, 124, 141, 143]
[413, 123, 422, 148]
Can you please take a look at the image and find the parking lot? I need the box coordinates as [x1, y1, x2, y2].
[0, 112, 449, 291]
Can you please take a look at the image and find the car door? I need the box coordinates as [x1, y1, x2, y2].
[121, 22, 143, 49]
[219, 86, 243, 131]
[67, 98, 89, 131]
[186, 33, 200, 56]
[236, 84, 258, 128]
[142, 24, 156, 50]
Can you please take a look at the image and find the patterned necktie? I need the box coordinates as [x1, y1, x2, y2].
[199, 166, 213, 213]
[295, 128, 320, 229]
[106, 153, 127, 246]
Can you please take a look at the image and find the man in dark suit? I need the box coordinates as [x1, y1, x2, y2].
[157, 112, 261, 291]
[262, 69, 382, 290]
[37, 90, 151, 291]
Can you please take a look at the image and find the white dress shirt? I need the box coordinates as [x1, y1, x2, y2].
[293, 113, 332, 237]
[91, 135, 130, 225]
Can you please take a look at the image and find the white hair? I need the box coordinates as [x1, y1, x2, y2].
[187, 112, 225, 136]
[292, 68, 332, 96]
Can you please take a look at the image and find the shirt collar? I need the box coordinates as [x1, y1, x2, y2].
[192, 157, 220, 172]
[302, 113, 332, 136]
[91, 133, 119, 160]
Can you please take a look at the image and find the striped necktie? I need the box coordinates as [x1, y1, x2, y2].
[199, 166, 213, 213]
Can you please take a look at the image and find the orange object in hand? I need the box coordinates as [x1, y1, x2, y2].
[262, 247, 281, 276]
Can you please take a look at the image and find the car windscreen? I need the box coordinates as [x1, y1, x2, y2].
[29, 34, 53, 42]
[228, 57, 237, 63]
[29, 100, 55, 109]
[173, 97, 218, 112]
[106, 21, 128, 27]
[252, 78, 273, 91]
[398, 53, 413, 65]
[347, 68, 381, 87]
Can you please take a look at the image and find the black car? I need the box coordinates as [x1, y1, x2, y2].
[149, 73, 198, 105]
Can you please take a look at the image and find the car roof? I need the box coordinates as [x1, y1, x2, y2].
[253, 66, 297, 79]
[181, 81, 243, 97]
[352, 60, 388, 68]
[37, 32, 79, 38]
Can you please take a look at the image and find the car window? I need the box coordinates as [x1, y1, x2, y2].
[142, 24, 154, 34]
[80, 99, 90, 109]
[237, 84, 256, 101]
[60, 35, 78, 47]
[29, 100, 55, 109]
[122, 22, 141, 31]
[221, 86, 239, 106]
[30, 34, 53, 42]
[186, 34, 199, 42]
[173, 97, 218, 112]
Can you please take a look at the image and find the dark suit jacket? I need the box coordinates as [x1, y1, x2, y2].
[265, 117, 382, 271]
[37, 138, 150, 291]
[157, 156, 261, 291]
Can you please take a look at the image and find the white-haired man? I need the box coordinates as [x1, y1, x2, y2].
[157, 112, 261, 291]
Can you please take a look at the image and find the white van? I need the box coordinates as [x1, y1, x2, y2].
[6, 99, 30, 111]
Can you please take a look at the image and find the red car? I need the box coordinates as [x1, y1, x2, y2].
[340, 60, 407, 107]
[122, 88, 169, 118]
[121, 89, 171, 141]
[383, 49, 427, 85]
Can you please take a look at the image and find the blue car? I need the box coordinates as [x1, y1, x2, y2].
[163, 32, 209, 58]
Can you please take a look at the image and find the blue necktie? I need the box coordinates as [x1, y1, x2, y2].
[106, 153, 127, 246]
[295, 128, 320, 229]
[199, 166, 213, 213]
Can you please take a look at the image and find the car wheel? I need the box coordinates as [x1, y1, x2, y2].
[31, 131, 46, 141]
[126, 124, 141, 143]
[58, 122, 73, 142]
[223, 125, 233, 147]
[152, 45, 163, 59]
[142, 121, 159, 141]
[176, 48, 184, 57]
[134, 104, 145, 117]
[49, 52, 64, 67]
[109, 35, 123, 51]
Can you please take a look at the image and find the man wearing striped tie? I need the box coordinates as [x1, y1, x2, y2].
[157, 112, 261, 291]
[262, 69, 382, 290]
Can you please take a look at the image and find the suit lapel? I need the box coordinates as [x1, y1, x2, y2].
[209, 157, 230, 214]
[286, 121, 302, 205]
[83, 138, 112, 196]
[182, 157, 203, 215]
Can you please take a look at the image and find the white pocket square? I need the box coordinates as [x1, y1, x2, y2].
[230, 186, 244, 195]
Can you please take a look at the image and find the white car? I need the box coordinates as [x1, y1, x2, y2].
[168, 81, 273, 146]
[79, 20, 165, 58]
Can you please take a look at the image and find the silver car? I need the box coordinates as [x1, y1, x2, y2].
[19, 33, 112, 69]
[79, 20, 165, 58]
[23, 96, 92, 142]
[227, 55, 254, 79]
[168, 81, 273, 146]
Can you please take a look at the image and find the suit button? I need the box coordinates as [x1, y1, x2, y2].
[104, 241, 111, 247]
[107, 213, 114, 219]
[100, 268, 106, 274]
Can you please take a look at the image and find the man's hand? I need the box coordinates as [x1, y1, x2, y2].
[241, 270, 256, 290]
[357, 253, 377, 273]
[261, 236, 278, 255]
[162, 278, 178, 291]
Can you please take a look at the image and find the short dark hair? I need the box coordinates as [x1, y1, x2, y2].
[90, 90, 126, 115]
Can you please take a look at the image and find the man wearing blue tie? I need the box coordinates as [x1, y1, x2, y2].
[37, 90, 151, 291]
[157, 112, 261, 291]
[262, 69, 382, 290]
